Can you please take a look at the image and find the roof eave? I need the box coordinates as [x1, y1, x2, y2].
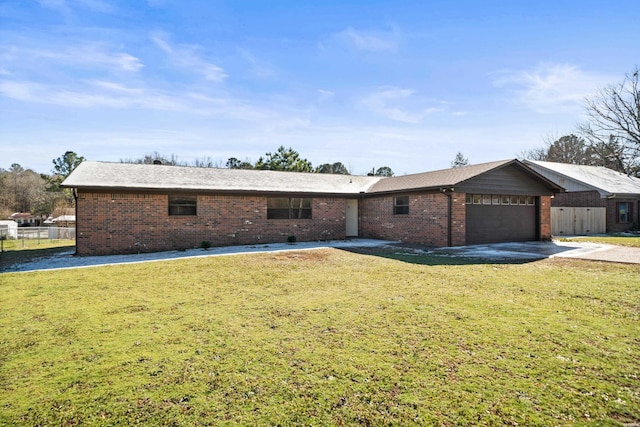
[68, 185, 365, 198]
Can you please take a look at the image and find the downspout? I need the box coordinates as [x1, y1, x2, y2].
[73, 188, 78, 256]
[441, 188, 454, 247]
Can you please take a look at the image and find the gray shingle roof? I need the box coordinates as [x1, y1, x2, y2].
[524, 160, 640, 197]
[61, 161, 381, 195]
[62, 159, 558, 196]
[367, 159, 515, 193]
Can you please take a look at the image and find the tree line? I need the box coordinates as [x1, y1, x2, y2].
[1, 147, 394, 218]
[0, 151, 84, 219]
[121, 145, 395, 176]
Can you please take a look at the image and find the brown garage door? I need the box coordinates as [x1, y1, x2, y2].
[466, 200, 537, 245]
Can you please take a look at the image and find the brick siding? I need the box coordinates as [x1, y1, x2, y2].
[359, 191, 463, 246]
[539, 195, 552, 240]
[606, 198, 638, 233]
[551, 191, 607, 208]
[76, 188, 556, 255]
[76, 191, 347, 255]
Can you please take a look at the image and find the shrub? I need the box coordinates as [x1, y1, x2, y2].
[200, 240, 212, 250]
[287, 235, 297, 243]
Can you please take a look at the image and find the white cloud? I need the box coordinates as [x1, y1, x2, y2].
[360, 87, 443, 123]
[335, 26, 399, 52]
[493, 63, 612, 114]
[0, 79, 188, 110]
[0, 43, 143, 72]
[0, 78, 299, 124]
[151, 32, 227, 82]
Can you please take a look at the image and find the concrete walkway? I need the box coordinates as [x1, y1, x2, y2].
[552, 243, 640, 264]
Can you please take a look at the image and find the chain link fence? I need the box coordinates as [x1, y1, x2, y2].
[0, 227, 76, 251]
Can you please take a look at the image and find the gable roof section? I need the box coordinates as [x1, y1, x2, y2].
[524, 160, 640, 198]
[62, 161, 381, 195]
[367, 159, 561, 194]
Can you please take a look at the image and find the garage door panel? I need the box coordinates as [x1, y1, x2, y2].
[466, 204, 536, 244]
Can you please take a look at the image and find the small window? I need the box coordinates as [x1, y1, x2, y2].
[473, 194, 482, 204]
[510, 196, 519, 205]
[526, 196, 535, 205]
[394, 196, 409, 215]
[501, 195, 510, 205]
[168, 195, 197, 216]
[482, 195, 492, 205]
[268, 198, 312, 219]
[492, 195, 500, 205]
[519, 196, 527, 205]
[617, 202, 632, 223]
[465, 194, 472, 204]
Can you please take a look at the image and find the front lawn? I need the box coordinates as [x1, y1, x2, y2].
[1, 249, 638, 425]
[558, 235, 640, 248]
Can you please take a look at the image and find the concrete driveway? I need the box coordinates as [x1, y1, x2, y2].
[428, 240, 640, 264]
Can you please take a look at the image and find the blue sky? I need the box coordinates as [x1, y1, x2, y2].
[1, 0, 639, 175]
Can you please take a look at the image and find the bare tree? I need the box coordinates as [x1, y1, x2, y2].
[0, 164, 53, 214]
[120, 152, 185, 166]
[518, 146, 547, 161]
[577, 67, 640, 176]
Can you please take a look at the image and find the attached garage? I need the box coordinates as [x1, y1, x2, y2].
[451, 162, 560, 245]
[465, 194, 537, 244]
[361, 160, 562, 247]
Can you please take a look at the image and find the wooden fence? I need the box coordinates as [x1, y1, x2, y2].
[551, 207, 606, 235]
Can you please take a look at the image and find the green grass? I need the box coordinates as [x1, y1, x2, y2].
[1, 249, 639, 426]
[0, 238, 75, 251]
[558, 235, 640, 248]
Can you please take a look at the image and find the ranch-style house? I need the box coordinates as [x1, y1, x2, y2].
[62, 159, 562, 256]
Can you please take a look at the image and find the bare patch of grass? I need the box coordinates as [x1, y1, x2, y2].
[1, 250, 638, 425]
[0, 241, 74, 272]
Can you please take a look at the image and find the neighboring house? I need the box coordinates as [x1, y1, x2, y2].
[9, 212, 41, 226]
[524, 160, 640, 235]
[0, 220, 18, 239]
[61, 159, 561, 256]
[51, 215, 76, 227]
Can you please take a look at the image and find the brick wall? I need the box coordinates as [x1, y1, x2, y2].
[360, 191, 458, 246]
[551, 191, 606, 208]
[606, 198, 638, 233]
[76, 191, 347, 255]
[551, 191, 638, 233]
[539, 195, 552, 240]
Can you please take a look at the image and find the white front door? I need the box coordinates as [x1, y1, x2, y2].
[346, 199, 358, 237]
